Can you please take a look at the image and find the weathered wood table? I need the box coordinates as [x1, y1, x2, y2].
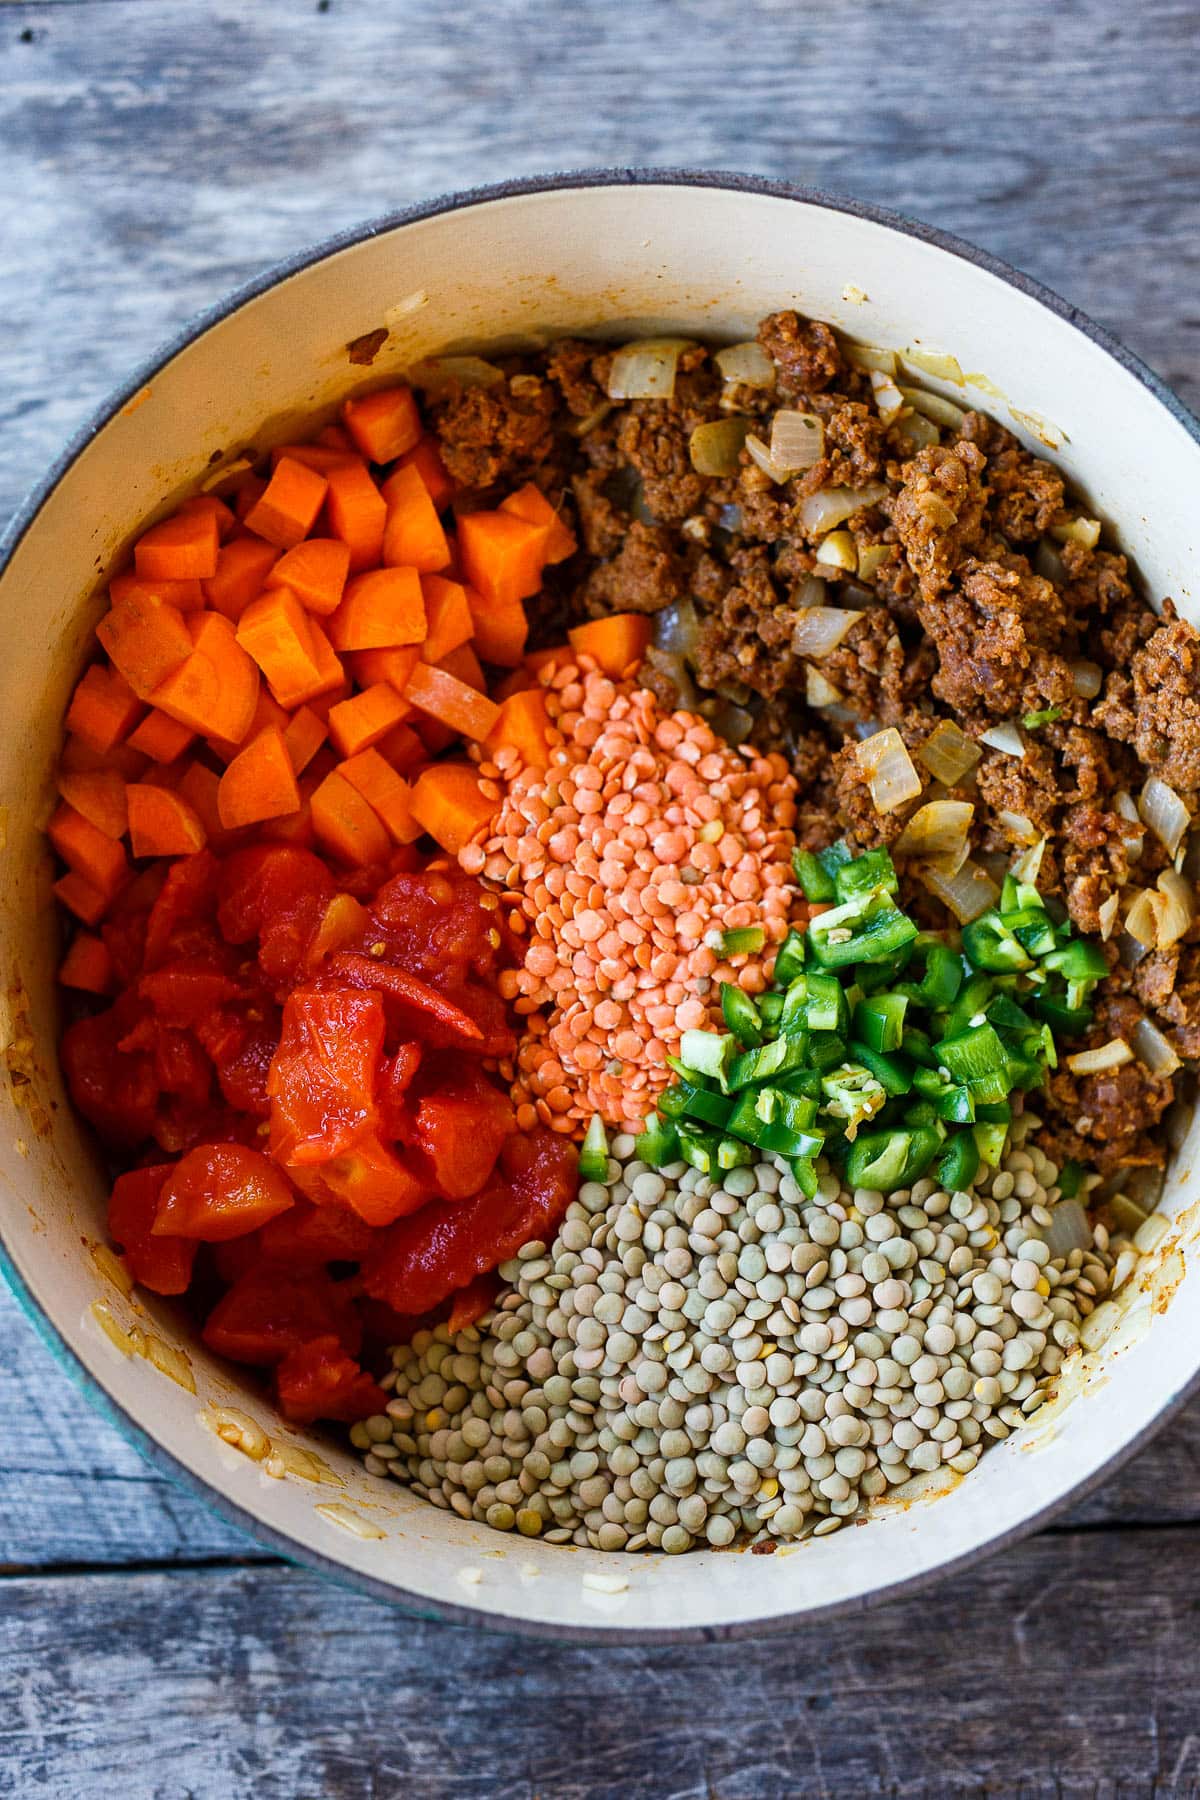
[4, 2, 1200, 1792]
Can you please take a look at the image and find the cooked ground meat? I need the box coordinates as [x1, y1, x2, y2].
[428, 309, 1200, 1173]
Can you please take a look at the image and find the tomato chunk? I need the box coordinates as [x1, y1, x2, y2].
[153, 1142, 295, 1241]
[362, 1128, 576, 1315]
[414, 1071, 515, 1199]
[258, 1198, 375, 1269]
[202, 1267, 361, 1365]
[275, 1335, 387, 1424]
[108, 1164, 196, 1294]
[217, 844, 333, 989]
[62, 1003, 158, 1148]
[268, 984, 385, 1165]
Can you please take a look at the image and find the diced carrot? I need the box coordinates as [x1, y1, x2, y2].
[202, 536, 279, 621]
[244, 456, 328, 551]
[342, 385, 421, 464]
[462, 582, 528, 667]
[177, 492, 236, 541]
[568, 612, 652, 678]
[486, 687, 552, 770]
[110, 571, 205, 612]
[345, 645, 420, 695]
[403, 661, 499, 741]
[269, 617, 346, 710]
[260, 794, 316, 850]
[396, 435, 455, 510]
[134, 508, 220, 581]
[412, 716, 458, 756]
[268, 442, 358, 473]
[324, 461, 387, 571]
[327, 567, 425, 652]
[127, 785, 207, 858]
[60, 732, 147, 781]
[54, 870, 108, 926]
[236, 588, 321, 703]
[207, 686, 291, 765]
[437, 641, 487, 692]
[458, 510, 550, 609]
[311, 769, 391, 866]
[283, 705, 328, 775]
[57, 769, 129, 840]
[375, 721, 425, 773]
[339, 750, 421, 844]
[59, 932, 115, 995]
[177, 761, 227, 846]
[327, 683, 411, 757]
[265, 539, 350, 616]
[217, 726, 301, 830]
[127, 709, 196, 764]
[419, 575, 474, 664]
[48, 802, 129, 899]
[410, 763, 497, 854]
[380, 464, 451, 573]
[500, 482, 577, 563]
[150, 612, 260, 745]
[234, 475, 268, 521]
[96, 594, 194, 698]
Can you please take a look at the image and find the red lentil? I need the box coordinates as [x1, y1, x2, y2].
[460, 657, 799, 1130]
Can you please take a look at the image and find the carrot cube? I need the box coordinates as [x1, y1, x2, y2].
[269, 617, 346, 710]
[327, 683, 411, 757]
[127, 709, 196, 764]
[64, 664, 144, 754]
[177, 761, 226, 846]
[236, 588, 321, 702]
[203, 536, 279, 621]
[396, 435, 455, 510]
[311, 770, 391, 866]
[177, 492, 236, 541]
[462, 582, 528, 667]
[420, 575, 474, 664]
[110, 571, 204, 612]
[324, 461, 387, 571]
[328, 567, 425, 652]
[217, 726, 301, 829]
[403, 661, 500, 742]
[345, 645, 420, 695]
[283, 705, 329, 775]
[265, 539, 350, 615]
[56, 769, 129, 840]
[59, 932, 115, 995]
[410, 763, 497, 855]
[568, 612, 652, 678]
[244, 456, 328, 550]
[342, 385, 422, 464]
[500, 482, 577, 563]
[380, 463, 451, 573]
[96, 594, 194, 698]
[339, 749, 421, 843]
[48, 802, 129, 899]
[150, 612, 260, 746]
[375, 721, 425, 773]
[207, 687, 291, 765]
[485, 688, 552, 770]
[458, 509, 550, 608]
[126, 785, 207, 858]
[54, 870, 108, 926]
[134, 508, 220, 581]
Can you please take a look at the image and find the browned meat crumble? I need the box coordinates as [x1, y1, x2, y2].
[427, 313, 1200, 1174]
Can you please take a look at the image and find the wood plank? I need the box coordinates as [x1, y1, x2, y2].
[3, 1533, 1199, 1796]
[1, 0, 1199, 531]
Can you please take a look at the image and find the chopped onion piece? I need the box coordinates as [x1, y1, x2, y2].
[1139, 775, 1191, 857]
[1042, 1199, 1092, 1257]
[715, 341, 776, 388]
[856, 727, 923, 814]
[980, 721, 1025, 758]
[814, 529, 858, 573]
[805, 664, 843, 708]
[903, 347, 965, 385]
[744, 433, 789, 484]
[1070, 659, 1103, 698]
[792, 575, 826, 610]
[894, 800, 974, 873]
[606, 338, 694, 401]
[769, 409, 825, 475]
[652, 598, 700, 657]
[917, 719, 981, 786]
[689, 417, 750, 476]
[1118, 931, 1150, 969]
[857, 543, 890, 582]
[921, 858, 1000, 923]
[895, 412, 940, 451]
[898, 385, 967, 428]
[1010, 836, 1048, 886]
[791, 606, 863, 658]
[1066, 1039, 1133, 1076]
[1034, 538, 1066, 584]
[1155, 867, 1195, 950]
[869, 369, 906, 424]
[1051, 516, 1102, 550]
[1098, 891, 1121, 941]
[408, 355, 504, 393]
[1124, 888, 1162, 948]
[797, 482, 890, 535]
[1133, 1017, 1182, 1078]
[567, 400, 614, 439]
[1114, 789, 1141, 825]
[842, 341, 897, 375]
[996, 809, 1039, 846]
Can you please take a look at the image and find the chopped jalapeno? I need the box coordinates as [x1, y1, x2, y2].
[791, 848, 836, 902]
[720, 982, 763, 1045]
[578, 1115, 609, 1181]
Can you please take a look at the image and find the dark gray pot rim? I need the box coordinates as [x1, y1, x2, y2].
[3, 166, 1199, 1646]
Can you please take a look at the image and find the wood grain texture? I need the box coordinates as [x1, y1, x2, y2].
[4, 0, 1200, 1792]
[5, 1535, 1200, 1799]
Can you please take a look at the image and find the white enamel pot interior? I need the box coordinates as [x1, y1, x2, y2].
[3, 173, 1200, 1641]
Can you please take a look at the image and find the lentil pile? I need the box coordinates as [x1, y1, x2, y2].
[356, 1116, 1122, 1553]
[463, 659, 798, 1130]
